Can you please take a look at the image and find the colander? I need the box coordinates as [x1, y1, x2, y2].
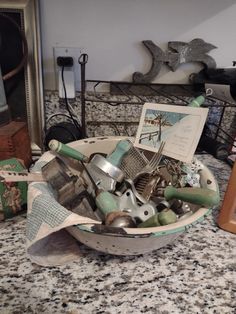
[63, 136, 218, 255]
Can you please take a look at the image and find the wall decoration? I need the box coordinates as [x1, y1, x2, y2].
[133, 38, 217, 83]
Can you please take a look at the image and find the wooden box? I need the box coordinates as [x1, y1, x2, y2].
[0, 121, 32, 168]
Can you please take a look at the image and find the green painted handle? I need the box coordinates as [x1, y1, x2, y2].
[48, 139, 89, 162]
[164, 186, 220, 207]
[106, 139, 132, 167]
[138, 214, 160, 228]
[158, 209, 177, 225]
[189, 95, 205, 107]
[96, 191, 118, 216]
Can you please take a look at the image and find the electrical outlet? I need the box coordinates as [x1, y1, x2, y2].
[53, 47, 82, 91]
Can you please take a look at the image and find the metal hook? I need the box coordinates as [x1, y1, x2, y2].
[79, 53, 88, 65]
[206, 88, 213, 97]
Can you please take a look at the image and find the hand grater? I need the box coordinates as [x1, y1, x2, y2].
[120, 143, 149, 180]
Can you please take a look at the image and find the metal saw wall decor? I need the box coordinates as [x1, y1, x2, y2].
[132, 38, 217, 83]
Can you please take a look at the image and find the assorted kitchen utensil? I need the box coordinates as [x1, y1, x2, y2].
[134, 141, 165, 179]
[27, 136, 219, 255]
[47, 137, 220, 233]
[120, 141, 149, 180]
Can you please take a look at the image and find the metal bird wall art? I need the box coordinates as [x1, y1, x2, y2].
[132, 38, 217, 83]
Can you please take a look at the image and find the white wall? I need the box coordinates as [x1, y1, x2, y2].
[39, 0, 236, 90]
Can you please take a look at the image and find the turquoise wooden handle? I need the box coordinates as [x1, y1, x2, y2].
[164, 186, 220, 207]
[96, 191, 118, 216]
[189, 95, 205, 107]
[48, 140, 89, 162]
[138, 214, 160, 228]
[106, 139, 132, 167]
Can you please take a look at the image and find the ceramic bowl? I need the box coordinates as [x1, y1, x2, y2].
[63, 136, 218, 255]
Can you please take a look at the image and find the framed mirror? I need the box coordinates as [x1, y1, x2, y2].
[0, 0, 44, 156]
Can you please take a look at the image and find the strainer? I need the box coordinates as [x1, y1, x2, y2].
[64, 136, 218, 255]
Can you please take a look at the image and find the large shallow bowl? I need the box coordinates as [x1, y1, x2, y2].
[62, 136, 218, 255]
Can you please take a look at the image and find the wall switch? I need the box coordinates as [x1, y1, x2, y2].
[54, 47, 82, 91]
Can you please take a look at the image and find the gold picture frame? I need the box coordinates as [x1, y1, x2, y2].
[0, 0, 44, 155]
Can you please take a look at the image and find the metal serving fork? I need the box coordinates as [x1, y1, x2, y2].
[134, 141, 165, 180]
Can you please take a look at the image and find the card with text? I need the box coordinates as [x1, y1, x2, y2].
[134, 103, 209, 163]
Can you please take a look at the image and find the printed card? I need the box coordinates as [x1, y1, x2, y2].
[134, 103, 209, 163]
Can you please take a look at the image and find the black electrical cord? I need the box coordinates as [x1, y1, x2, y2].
[61, 65, 83, 137]
[43, 113, 82, 147]
[46, 113, 73, 125]
[44, 124, 78, 142]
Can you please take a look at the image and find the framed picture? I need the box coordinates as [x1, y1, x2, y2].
[134, 103, 209, 163]
[0, 0, 44, 155]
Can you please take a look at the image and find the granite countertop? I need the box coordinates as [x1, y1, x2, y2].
[0, 154, 235, 314]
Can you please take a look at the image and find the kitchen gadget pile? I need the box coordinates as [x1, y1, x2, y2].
[44, 138, 219, 231]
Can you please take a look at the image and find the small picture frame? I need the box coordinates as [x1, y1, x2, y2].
[134, 103, 209, 163]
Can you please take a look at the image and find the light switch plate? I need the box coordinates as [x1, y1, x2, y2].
[53, 47, 82, 91]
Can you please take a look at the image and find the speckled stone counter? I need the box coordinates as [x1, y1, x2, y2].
[44, 90, 236, 142]
[0, 155, 235, 314]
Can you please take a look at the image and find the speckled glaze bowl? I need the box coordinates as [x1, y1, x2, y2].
[65, 136, 218, 255]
